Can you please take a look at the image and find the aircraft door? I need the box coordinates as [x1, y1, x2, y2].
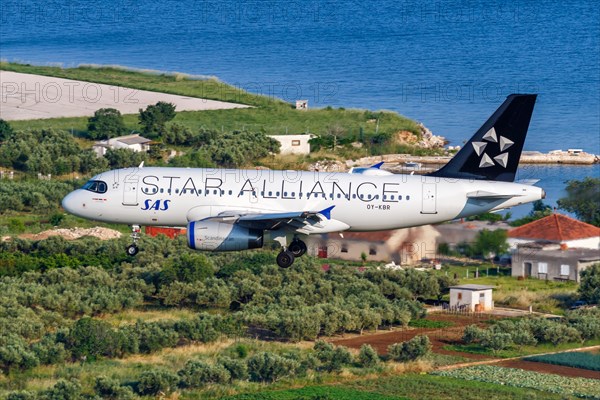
[123, 171, 140, 206]
[421, 183, 437, 214]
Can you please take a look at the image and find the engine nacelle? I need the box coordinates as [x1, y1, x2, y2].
[187, 221, 263, 251]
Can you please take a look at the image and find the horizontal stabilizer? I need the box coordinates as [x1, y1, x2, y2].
[516, 179, 540, 185]
[466, 191, 522, 200]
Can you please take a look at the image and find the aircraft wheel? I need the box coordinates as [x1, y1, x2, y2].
[126, 244, 139, 257]
[289, 240, 307, 257]
[276, 250, 295, 268]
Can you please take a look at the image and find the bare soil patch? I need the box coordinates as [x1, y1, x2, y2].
[331, 313, 498, 360]
[19, 227, 122, 241]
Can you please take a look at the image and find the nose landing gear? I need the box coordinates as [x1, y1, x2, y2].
[126, 225, 141, 256]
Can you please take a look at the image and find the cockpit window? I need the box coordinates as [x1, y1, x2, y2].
[82, 180, 107, 194]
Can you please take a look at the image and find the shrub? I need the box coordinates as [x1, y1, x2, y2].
[481, 331, 513, 353]
[94, 376, 134, 399]
[358, 344, 380, 367]
[40, 379, 81, 400]
[511, 329, 537, 347]
[542, 324, 581, 346]
[136, 368, 179, 396]
[247, 352, 299, 383]
[49, 213, 65, 227]
[178, 359, 230, 387]
[67, 317, 122, 359]
[7, 391, 36, 400]
[388, 335, 431, 362]
[0, 334, 39, 372]
[314, 341, 353, 372]
[219, 356, 249, 381]
[462, 325, 485, 344]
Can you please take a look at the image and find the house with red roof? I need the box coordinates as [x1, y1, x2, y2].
[509, 214, 600, 282]
[508, 213, 600, 250]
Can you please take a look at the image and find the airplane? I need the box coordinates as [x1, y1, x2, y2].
[62, 94, 544, 268]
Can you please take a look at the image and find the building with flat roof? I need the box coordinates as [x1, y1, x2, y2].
[449, 284, 494, 312]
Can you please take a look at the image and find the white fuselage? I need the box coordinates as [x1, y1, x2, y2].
[62, 167, 544, 233]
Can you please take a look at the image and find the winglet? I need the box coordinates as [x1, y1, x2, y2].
[319, 205, 335, 220]
[370, 162, 384, 169]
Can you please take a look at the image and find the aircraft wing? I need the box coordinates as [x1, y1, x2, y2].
[202, 206, 338, 233]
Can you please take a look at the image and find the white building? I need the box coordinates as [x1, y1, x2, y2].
[269, 134, 314, 155]
[449, 284, 494, 312]
[93, 134, 152, 157]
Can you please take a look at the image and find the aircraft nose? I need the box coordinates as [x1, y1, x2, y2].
[62, 190, 83, 216]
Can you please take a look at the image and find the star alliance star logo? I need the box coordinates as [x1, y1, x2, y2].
[472, 127, 514, 168]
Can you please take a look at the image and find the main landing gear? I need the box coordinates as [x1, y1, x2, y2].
[126, 225, 141, 256]
[276, 238, 307, 268]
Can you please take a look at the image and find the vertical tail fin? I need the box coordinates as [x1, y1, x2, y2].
[429, 94, 537, 182]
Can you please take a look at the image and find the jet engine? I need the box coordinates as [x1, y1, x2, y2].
[187, 220, 263, 251]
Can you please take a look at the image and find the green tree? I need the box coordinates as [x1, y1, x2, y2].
[387, 335, 431, 362]
[481, 331, 513, 353]
[472, 229, 508, 259]
[357, 344, 380, 367]
[0, 118, 14, 141]
[578, 264, 600, 304]
[510, 200, 553, 227]
[139, 101, 176, 137]
[87, 108, 126, 140]
[558, 178, 600, 226]
[104, 148, 146, 169]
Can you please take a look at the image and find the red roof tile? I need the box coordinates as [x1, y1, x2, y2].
[508, 214, 600, 242]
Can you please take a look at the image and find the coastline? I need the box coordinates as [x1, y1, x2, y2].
[347, 152, 599, 170]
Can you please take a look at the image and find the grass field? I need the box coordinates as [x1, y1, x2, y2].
[1, 62, 420, 142]
[433, 264, 578, 314]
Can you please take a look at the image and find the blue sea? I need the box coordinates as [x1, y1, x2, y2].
[1, 0, 598, 216]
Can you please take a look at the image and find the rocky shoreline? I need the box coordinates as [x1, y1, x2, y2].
[310, 151, 598, 173]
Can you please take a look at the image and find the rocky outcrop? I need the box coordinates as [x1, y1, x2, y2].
[417, 123, 446, 148]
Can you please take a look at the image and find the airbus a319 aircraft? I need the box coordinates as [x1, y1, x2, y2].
[62, 94, 544, 268]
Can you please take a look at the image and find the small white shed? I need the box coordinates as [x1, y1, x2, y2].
[268, 134, 314, 155]
[449, 284, 494, 312]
